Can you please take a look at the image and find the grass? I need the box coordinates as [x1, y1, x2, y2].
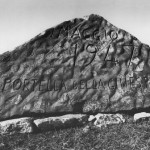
[0, 117, 150, 150]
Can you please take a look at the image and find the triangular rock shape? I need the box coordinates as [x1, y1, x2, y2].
[0, 14, 150, 120]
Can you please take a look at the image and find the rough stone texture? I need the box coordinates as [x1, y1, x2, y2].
[0, 14, 150, 120]
[0, 117, 34, 134]
[134, 112, 150, 122]
[88, 113, 125, 128]
[34, 114, 88, 131]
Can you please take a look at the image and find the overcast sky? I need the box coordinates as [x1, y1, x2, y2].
[0, 0, 150, 54]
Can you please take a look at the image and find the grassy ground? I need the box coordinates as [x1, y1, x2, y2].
[0, 117, 150, 150]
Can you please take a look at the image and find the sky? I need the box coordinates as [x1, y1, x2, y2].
[0, 0, 150, 54]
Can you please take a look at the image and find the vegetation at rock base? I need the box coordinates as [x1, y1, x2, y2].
[1, 117, 150, 150]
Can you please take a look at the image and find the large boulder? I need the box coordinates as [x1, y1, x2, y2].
[0, 14, 150, 120]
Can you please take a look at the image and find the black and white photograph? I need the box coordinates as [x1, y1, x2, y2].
[0, 0, 150, 149]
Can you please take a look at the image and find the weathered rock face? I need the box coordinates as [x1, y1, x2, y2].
[0, 14, 150, 120]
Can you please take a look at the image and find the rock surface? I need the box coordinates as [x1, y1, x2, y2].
[0, 117, 34, 134]
[0, 14, 150, 120]
[134, 112, 150, 122]
[88, 113, 125, 128]
[34, 114, 88, 131]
